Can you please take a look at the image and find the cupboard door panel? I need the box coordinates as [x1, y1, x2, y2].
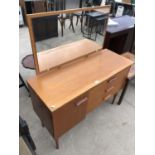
[53, 93, 88, 138]
[87, 82, 106, 113]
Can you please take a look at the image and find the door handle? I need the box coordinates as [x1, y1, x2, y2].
[106, 86, 114, 93]
[108, 77, 117, 84]
[75, 97, 88, 107]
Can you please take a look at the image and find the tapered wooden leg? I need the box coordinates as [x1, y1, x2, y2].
[41, 121, 44, 127]
[55, 138, 59, 149]
[117, 79, 129, 105]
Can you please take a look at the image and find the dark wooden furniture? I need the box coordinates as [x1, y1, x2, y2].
[103, 15, 135, 54]
[22, 54, 35, 70]
[20, 0, 58, 41]
[27, 47, 133, 149]
[19, 0, 27, 24]
[19, 0, 47, 25]
[32, 15, 58, 41]
[25, 0, 47, 14]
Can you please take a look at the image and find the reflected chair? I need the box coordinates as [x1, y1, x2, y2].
[58, 14, 75, 36]
[73, 12, 83, 26]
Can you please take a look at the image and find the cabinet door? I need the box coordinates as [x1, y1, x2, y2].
[87, 82, 106, 113]
[52, 93, 88, 138]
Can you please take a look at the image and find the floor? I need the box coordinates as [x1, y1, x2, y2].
[19, 26, 135, 155]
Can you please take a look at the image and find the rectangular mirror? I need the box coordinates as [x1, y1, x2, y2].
[27, 5, 111, 74]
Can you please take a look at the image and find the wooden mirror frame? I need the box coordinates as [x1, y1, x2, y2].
[26, 5, 111, 74]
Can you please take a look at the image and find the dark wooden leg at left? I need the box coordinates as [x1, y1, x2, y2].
[55, 137, 59, 149]
[117, 79, 129, 105]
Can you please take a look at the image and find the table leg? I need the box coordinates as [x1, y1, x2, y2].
[103, 32, 111, 49]
[112, 94, 117, 104]
[55, 137, 59, 149]
[117, 79, 129, 105]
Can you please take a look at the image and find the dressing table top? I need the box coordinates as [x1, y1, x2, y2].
[28, 49, 133, 112]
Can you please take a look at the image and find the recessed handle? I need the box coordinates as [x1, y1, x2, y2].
[75, 97, 88, 107]
[106, 86, 114, 93]
[108, 77, 117, 84]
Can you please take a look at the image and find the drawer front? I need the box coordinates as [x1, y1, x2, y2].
[106, 68, 129, 88]
[52, 93, 88, 138]
[104, 68, 130, 100]
[87, 82, 106, 113]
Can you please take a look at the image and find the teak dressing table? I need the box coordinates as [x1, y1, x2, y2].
[27, 44, 133, 149]
[26, 6, 133, 149]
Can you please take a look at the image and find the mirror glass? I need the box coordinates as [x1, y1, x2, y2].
[29, 5, 110, 73]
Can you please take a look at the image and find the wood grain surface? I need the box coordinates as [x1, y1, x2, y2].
[28, 49, 133, 112]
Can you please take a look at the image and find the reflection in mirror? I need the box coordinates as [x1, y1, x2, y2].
[33, 9, 109, 52]
[27, 6, 110, 74]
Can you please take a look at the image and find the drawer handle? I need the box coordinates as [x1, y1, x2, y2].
[108, 77, 117, 83]
[75, 97, 88, 106]
[105, 94, 112, 100]
[106, 86, 114, 93]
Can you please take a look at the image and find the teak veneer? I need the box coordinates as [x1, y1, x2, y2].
[28, 49, 133, 149]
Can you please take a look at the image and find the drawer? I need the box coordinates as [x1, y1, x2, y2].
[106, 68, 129, 88]
[52, 93, 88, 138]
[104, 68, 130, 100]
